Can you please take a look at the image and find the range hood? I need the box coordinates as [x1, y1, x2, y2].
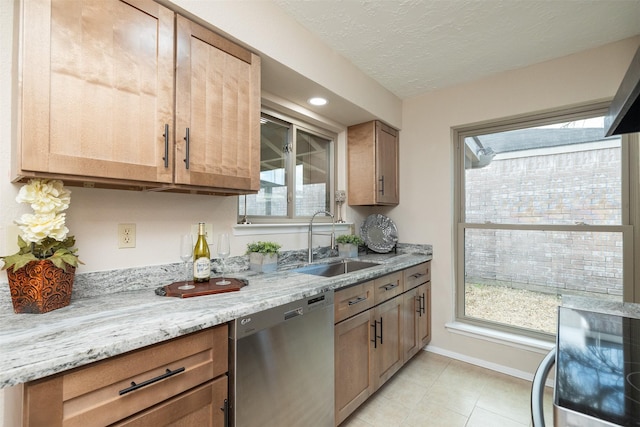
[605, 45, 640, 136]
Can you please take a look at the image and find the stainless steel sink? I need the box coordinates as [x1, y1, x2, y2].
[292, 260, 380, 277]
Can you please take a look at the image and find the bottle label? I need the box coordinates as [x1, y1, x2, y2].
[193, 257, 211, 280]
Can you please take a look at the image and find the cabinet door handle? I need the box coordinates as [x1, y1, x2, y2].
[378, 175, 385, 195]
[420, 293, 426, 315]
[221, 398, 229, 427]
[118, 366, 185, 395]
[371, 319, 382, 348]
[371, 321, 377, 348]
[348, 296, 367, 306]
[381, 282, 399, 292]
[184, 127, 190, 170]
[162, 123, 169, 168]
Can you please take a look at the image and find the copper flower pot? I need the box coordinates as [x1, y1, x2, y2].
[7, 260, 75, 314]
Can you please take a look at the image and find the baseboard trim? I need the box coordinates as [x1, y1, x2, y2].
[423, 345, 555, 388]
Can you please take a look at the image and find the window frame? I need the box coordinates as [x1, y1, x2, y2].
[453, 101, 637, 340]
[238, 108, 337, 224]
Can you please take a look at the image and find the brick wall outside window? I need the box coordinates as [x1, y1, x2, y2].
[464, 147, 623, 297]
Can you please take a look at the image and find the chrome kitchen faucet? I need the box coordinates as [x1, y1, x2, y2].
[308, 211, 335, 264]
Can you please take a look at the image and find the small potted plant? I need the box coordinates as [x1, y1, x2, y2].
[336, 234, 364, 258]
[246, 241, 281, 273]
[1, 179, 82, 313]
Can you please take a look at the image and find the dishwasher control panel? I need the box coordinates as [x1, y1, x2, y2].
[234, 289, 334, 339]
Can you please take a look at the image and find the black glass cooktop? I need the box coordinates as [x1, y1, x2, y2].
[556, 307, 640, 426]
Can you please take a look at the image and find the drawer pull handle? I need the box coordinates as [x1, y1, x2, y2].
[348, 296, 367, 306]
[118, 367, 186, 396]
[411, 272, 425, 279]
[381, 283, 399, 291]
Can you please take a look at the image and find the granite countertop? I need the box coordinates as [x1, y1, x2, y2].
[0, 247, 431, 389]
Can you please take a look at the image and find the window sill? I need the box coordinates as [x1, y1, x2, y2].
[445, 321, 554, 354]
[233, 222, 352, 236]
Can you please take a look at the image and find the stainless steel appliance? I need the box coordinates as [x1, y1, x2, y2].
[231, 289, 334, 427]
[532, 306, 640, 426]
[605, 45, 640, 136]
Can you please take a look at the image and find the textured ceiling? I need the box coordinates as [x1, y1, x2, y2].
[273, 0, 640, 100]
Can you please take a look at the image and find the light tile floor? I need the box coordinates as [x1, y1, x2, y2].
[340, 351, 554, 427]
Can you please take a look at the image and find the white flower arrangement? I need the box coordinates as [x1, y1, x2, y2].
[1, 179, 81, 271]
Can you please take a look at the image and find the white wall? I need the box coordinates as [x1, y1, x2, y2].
[393, 36, 640, 376]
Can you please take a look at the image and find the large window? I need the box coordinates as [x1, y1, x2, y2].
[239, 112, 335, 221]
[455, 104, 634, 339]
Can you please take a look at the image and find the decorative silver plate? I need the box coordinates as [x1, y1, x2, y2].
[360, 214, 398, 253]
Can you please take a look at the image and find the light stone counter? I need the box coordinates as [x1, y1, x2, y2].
[0, 245, 431, 388]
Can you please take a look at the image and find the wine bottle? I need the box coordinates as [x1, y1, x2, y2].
[193, 223, 211, 283]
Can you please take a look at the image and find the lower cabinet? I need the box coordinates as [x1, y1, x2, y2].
[335, 262, 431, 426]
[20, 325, 229, 427]
[371, 296, 403, 389]
[112, 377, 228, 427]
[335, 309, 374, 424]
[402, 282, 432, 362]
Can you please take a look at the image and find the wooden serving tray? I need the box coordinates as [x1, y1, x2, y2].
[155, 277, 247, 298]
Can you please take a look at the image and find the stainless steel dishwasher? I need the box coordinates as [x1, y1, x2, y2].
[230, 289, 334, 427]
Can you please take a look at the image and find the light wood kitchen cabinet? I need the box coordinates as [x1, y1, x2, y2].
[334, 261, 431, 425]
[371, 295, 403, 389]
[16, 0, 260, 195]
[19, 325, 229, 427]
[174, 15, 260, 192]
[112, 378, 228, 427]
[402, 262, 432, 362]
[17, 0, 175, 187]
[373, 271, 403, 305]
[334, 280, 375, 324]
[347, 120, 399, 206]
[334, 309, 374, 425]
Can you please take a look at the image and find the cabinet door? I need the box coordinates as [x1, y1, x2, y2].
[402, 287, 420, 363]
[375, 122, 399, 205]
[20, 0, 175, 184]
[371, 296, 403, 390]
[175, 15, 260, 192]
[112, 377, 228, 427]
[418, 283, 432, 347]
[335, 310, 374, 426]
[347, 120, 399, 206]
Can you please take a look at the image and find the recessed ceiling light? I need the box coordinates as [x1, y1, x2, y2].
[308, 97, 328, 106]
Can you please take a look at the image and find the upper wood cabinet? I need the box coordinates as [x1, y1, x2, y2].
[15, 0, 260, 195]
[174, 15, 260, 192]
[347, 120, 399, 205]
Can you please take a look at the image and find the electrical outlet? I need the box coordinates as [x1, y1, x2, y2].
[190, 223, 213, 243]
[118, 223, 136, 248]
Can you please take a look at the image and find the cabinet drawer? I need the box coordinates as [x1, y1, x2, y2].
[373, 272, 403, 305]
[111, 376, 228, 427]
[404, 261, 431, 290]
[25, 325, 228, 427]
[335, 281, 375, 324]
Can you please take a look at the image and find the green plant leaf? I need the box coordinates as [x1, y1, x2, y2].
[246, 241, 281, 255]
[335, 234, 364, 245]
